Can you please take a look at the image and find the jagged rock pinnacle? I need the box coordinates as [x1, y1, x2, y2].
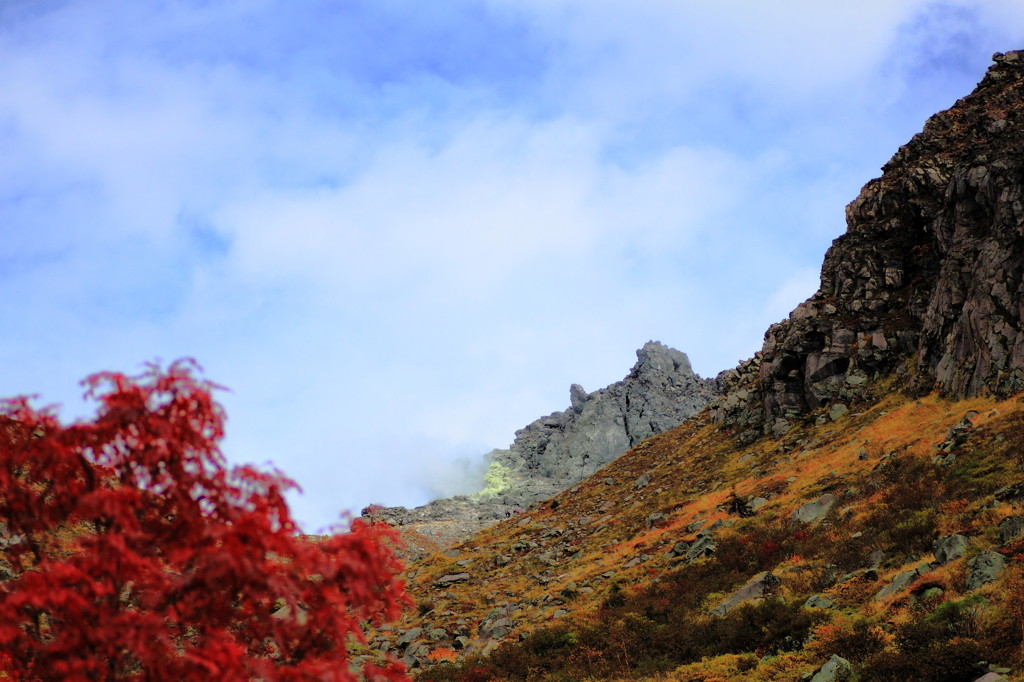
[479, 341, 713, 506]
[362, 341, 716, 554]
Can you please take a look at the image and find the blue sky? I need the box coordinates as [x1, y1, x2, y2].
[2, 0, 1023, 531]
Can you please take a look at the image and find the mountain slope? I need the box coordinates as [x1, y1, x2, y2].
[355, 50, 1024, 682]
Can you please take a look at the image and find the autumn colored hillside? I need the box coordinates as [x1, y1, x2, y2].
[360, 381, 1024, 681]
[352, 49, 1024, 682]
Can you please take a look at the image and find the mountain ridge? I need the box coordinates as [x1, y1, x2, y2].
[364, 341, 717, 558]
[354, 49, 1024, 682]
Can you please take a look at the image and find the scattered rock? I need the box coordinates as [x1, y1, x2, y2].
[967, 551, 1006, 591]
[933, 534, 969, 564]
[687, 519, 706, 534]
[994, 483, 1024, 503]
[703, 519, 724, 534]
[646, 512, 668, 528]
[666, 541, 690, 558]
[837, 568, 878, 584]
[622, 554, 651, 569]
[271, 604, 308, 625]
[937, 415, 975, 453]
[791, 494, 836, 524]
[809, 655, 852, 682]
[634, 473, 651, 490]
[875, 563, 931, 600]
[829, 404, 849, 422]
[434, 573, 471, 587]
[804, 594, 835, 609]
[442, 549, 460, 558]
[398, 628, 423, 646]
[710, 572, 780, 617]
[999, 516, 1024, 545]
[484, 618, 514, 639]
[685, 536, 717, 562]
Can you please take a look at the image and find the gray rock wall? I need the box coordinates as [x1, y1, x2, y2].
[758, 50, 1024, 425]
[482, 341, 715, 505]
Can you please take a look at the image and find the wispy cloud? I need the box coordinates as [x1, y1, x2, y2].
[2, 0, 1023, 530]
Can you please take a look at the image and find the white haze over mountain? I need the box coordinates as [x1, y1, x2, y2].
[2, 1, 1023, 530]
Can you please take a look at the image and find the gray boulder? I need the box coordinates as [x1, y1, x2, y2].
[666, 540, 690, 558]
[933, 534, 969, 564]
[875, 563, 931, 600]
[967, 551, 1006, 591]
[829, 404, 849, 421]
[483, 617, 515, 639]
[710, 571, 780, 617]
[397, 628, 423, 646]
[685, 536, 717, 562]
[804, 594, 835, 609]
[998, 516, 1024, 545]
[647, 512, 668, 528]
[791, 494, 836, 524]
[434, 573, 471, 587]
[687, 519, 707, 534]
[810, 655, 852, 682]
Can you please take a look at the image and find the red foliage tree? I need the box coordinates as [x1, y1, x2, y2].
[0, 360, 410, 681]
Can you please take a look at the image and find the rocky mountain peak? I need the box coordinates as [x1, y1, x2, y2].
[483, 340, 714, 504]
[362, 341, 716, 555]
[755, 49, 1024, 434]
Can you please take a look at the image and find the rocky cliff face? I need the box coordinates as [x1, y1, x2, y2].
[752, 50, 1024, 434]
[482, 341, 714, 505]
[364, 342, 716, 553]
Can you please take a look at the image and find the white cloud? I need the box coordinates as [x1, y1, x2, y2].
[2, 0, 1023, 529]
[764, 268, 822, 325]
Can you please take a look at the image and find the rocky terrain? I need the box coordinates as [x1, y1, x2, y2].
[363, 341, 716, 555]
[754, 50, 1024, 436]
[347, 50, 1024, 682]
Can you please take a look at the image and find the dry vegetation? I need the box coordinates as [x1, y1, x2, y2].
[359, 386, 1024, 681]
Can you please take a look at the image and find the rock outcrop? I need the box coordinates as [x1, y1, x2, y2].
[757, 50, 1024, 426]
[481, 341, 714, 505]
[363, 342, 716, 554]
